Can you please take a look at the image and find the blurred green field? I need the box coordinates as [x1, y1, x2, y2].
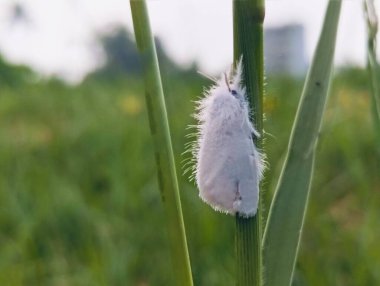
[0, 53, 379, 286]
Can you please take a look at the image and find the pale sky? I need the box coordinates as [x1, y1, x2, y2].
[0, 0, 377, 83]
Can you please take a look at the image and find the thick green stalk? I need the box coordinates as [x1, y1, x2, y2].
[364, 0, 380, 141]
[262, 1, 342, 286]
[368, 43, 380, 122]
[368, 42, 380, 149]
[233, 1, 265, 286]
[129, 1, 193, 285]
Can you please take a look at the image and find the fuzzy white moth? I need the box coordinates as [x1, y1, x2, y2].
[189, 60, 264, 217]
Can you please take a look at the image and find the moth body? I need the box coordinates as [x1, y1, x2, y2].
[191, 61, 264, 217]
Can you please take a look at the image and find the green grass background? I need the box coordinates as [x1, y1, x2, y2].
[0, 52, 379, 285]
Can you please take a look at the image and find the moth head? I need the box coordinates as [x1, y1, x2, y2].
[224, 73, 239, 98]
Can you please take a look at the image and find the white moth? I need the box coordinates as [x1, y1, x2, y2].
[188, 60, 264, 217]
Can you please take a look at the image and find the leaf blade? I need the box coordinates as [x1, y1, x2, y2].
[263, 1, 342, 285]
[129, 1, 193, 285]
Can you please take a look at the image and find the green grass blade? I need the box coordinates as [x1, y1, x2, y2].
[364, 0, 380, 140]
[262, 1, 342, 285]
[233, 0, 265, 285]
[129, 1, 193, 285]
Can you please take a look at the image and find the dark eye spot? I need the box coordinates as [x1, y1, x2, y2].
[231, 90, 237, 96]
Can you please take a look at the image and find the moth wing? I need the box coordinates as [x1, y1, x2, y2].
[235, 143, 260, 216]
[197, 139, 240, 214]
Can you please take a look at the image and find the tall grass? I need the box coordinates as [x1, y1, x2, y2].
[364, 0, 380, 144]
[233, 0, 265, 285]
[263, 1, 342, 285]
[129, 1, 193, 285]
[130, 1, 345, 285]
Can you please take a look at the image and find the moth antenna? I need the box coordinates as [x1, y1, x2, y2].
[197, 71, 218, 83]
[224, 72, 231, 92]
[233, 56, 244, 87]
[229, 63, 234, 80]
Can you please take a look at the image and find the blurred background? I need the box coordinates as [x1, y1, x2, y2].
[0, 0, 379, 285]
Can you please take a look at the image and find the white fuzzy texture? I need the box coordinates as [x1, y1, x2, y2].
[191, 60, 264, 217]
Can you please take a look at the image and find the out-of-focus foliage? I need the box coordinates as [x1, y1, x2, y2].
[88, 27, 181, 81]
[0, 40, 379, 285]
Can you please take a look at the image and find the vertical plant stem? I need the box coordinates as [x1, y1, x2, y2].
[233, 1, 265, 285]
[368, 42, 380, 123]
[129, 1, 193, 286]
[364, 0, 380, 144]
[368, 44, 380, 150]
[262, 1, 342, 286]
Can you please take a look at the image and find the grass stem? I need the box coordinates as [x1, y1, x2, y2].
[130, 1, 193, 285]
[233, 1, 265, 285]
[262, 1, 342, 285]
[364, 0, 380, 144]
